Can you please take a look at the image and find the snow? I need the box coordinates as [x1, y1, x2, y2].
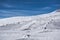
[0, 9, 60, 40]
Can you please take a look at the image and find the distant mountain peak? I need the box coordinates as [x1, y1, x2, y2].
[56, 9, 60, 12]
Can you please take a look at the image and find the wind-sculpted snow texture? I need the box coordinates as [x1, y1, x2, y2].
[0, 10, 60, 40]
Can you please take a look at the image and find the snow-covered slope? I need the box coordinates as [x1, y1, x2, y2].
[0, 9, 60, 40]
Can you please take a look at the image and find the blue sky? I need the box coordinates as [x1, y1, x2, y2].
[0, 0, 60, 18]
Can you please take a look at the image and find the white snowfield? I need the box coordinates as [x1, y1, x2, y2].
[0, 9, 60, 40]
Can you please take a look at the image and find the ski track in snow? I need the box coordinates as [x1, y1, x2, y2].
[0, 10, 60, 40]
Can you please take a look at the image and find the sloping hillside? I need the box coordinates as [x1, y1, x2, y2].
[0, 9, 60, 40]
